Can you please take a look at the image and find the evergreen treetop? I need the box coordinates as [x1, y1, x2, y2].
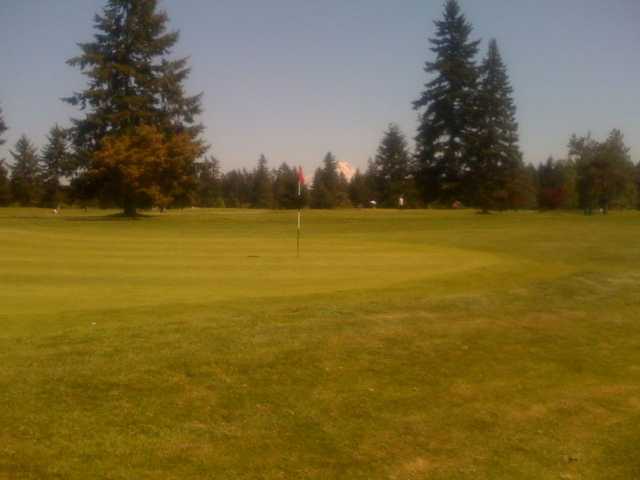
[40, 125, 71, 207]
[273, 163, 307, 209]
[373, 124, 412, 206]
[0, 160, 10, 206]
[10, 135, 41, 206]
[65, 0, 203, 146]
[413, 0, 481, 204]
[195, 156, 223, 207]
[471, 39, 522, 210]
[311, 152, 349, 209]
[65, 0, 206, 215]
[41, 125, 70, 182]
[0, 105, 7, 147]
[252, 154, 274, 208]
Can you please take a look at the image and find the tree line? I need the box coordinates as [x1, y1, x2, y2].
[0, 0, 637, 214]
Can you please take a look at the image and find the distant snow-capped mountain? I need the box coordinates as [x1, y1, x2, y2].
[336, 161, 356, 182]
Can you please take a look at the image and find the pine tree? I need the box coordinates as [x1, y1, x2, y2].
[40, 125, 70, 208]
[0, 104, 7, 147]
[195, 155, 223, 207]
[273, 163, 307, 209]
[0, 160, 10, 205]
[348, 169, 374, 208]
[413, 0, 480, 205]
[311, 152, 346, 208]
[252, 154, 274, 208]
[321, 152, 340, 195]
[222, 169, 253, 207]
[0, 105, 9, 205]
[471, 39, 522, 211]
[372, 124, 413, 207]
[221, 170, 240, 208]
[10, 135, 41, 206]
[310, 168, 327, 208]
[65, 0, 205, 215]
[636, 162, 640, 210]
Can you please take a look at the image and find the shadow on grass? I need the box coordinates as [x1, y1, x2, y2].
[63, 212, 157, 222]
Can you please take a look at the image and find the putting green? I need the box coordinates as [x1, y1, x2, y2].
[1, 209, 508, 321]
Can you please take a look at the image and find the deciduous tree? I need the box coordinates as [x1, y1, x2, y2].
[537, 157, 575, 210]
[90, 125, 202, 214]
[570, 130, 635, 213]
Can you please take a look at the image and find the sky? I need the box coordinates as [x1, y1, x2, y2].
[0, 0, 638, 173]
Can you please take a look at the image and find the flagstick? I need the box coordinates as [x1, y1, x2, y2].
[297, 209, 301, 258]
[297, 178, 301, 258]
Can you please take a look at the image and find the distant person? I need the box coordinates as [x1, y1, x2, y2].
[398, 196, 405, 208]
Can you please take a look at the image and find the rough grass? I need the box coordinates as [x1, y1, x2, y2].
[1, 208, 639, 479]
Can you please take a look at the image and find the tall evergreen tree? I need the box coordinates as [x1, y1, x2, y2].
[372, 124, 413, 207]
[0, 160, 10, 206]
[273, 163, 307, 209]
[310, 168, 328, 208]
[348, 168, 374, 208]
[222, 169, 253, 208]
[252, 154, 274, 208]
[471, 39, 522, 211]
[65, 0, 205, 215]
[413, 0, 480, 205]
[311, 152, 350, 208]
[0, 105, 7, 147]
[10, 135, 41, 206]
[0, 104, 9, 205]
[635, 161, 640, 210]
[40, 125, 70, 208]
[195, 155, 223, 207]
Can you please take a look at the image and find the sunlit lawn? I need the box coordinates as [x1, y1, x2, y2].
[1, 207, 639, 479]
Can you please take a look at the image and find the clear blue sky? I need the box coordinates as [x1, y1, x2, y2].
[0, 0, 638, 172]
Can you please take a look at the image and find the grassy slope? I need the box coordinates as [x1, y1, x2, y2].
[1, 208, 639, 479]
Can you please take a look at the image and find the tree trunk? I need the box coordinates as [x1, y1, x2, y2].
[123, 196, 137, 217]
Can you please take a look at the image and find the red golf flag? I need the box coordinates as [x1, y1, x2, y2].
[297, 166, 305, 186]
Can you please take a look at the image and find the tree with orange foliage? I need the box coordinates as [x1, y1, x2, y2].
[91, 125, 205, 215]
[65, 0, 205, 216]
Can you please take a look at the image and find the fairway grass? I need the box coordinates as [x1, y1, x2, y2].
[1, 208, 639, 479]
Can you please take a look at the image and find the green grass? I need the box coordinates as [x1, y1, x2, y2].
[1, 207, 639, 479]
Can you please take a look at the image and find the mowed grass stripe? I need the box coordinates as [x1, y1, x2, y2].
[1, 208, 639, 479]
